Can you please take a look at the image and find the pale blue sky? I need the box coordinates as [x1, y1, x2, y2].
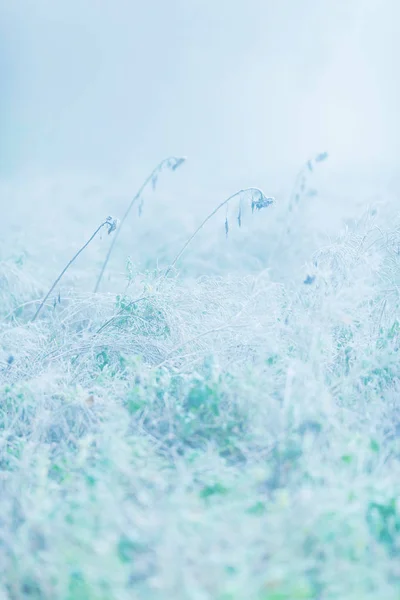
[1, 0, 399, 193]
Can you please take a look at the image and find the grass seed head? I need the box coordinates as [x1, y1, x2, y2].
[105, 216, 119, 234]
[167, 156, 186, 171]
[251, 191, 275, 213]
[315, 151, 329, 163]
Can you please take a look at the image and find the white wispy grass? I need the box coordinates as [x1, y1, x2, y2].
[1, 168, 400, 599]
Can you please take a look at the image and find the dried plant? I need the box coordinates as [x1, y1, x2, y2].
[289, 151, 329, 211]
[268, 152, 329, 266]
[94, 156, 186, 293]
[164, 188, 274, 277]
[3, 167, 400, 599]
[32, 217, 118, 322]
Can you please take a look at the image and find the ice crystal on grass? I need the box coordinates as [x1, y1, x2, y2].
[251, 193, 274, 213]
[106, 215, 118, 234]
[2, 159, 400, 599]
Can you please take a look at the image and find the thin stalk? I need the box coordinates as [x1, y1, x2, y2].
[164, 188, 265, 278]
[94, 156, 185, 293]
[32, 218, 115, 322]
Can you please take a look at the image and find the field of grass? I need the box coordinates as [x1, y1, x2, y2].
[1, 158, 400, 599]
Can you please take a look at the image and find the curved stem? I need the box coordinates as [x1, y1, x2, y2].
[164, 188, 263, 278]
[269, 160, 310, 267]
[288, 166, 306, 210]
[32, 220, 110, 322]
[94, 157, 182, 293]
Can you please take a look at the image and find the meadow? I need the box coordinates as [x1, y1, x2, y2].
[1, 156, 400, 599]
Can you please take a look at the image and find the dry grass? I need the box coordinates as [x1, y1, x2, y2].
[1, 167, 400, 599]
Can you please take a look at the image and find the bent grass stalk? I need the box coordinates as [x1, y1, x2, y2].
[32, 217, 118, 322]
[93, 187, 272, 336]
[94, 156, 186, 293]
[164, 187, 274, 278]
[288, 151, 328, 211]
[268, 151, 329, 266]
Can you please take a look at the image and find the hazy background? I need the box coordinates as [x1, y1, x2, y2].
[1, 0, 399, 192]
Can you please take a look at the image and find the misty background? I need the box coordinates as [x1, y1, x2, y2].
[1, 1, 399, 183]
[1, 0, 400, 281]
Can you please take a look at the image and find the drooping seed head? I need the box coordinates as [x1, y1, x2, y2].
[105, 216, 119, 234]
[314, 152, 329, 163]
[251, 192, 275, 213]
[168, 156, 186, 171]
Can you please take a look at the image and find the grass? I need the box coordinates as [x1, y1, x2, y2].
[1, 162, 400, 599]
[94, 156, 186, 293]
